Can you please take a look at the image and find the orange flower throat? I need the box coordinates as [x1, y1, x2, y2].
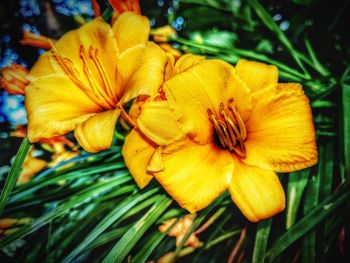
[208, 99, 247, 157]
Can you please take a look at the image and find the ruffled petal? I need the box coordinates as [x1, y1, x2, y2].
[137, 100, 184, 145]
[122, 129, 155, 188]
[152, 138, 234, 213]
[117, 42, 167, 102]
[164, 53, 204, 81]
[243, 83, 318, 172]
[164, 59, 251, 144]
[229, 158, 285, 222]
[26, 76, 101, 142]
[112, 11, 150, 54]
[174, 54, 205, 73]
[235, 59, 278, 93]
[74, 109, 120, 153]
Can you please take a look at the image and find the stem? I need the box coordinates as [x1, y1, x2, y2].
[227, 226, 247, 263]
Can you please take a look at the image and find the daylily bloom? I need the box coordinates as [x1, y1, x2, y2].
[122, 59, 317, 222]
[0, 64, 29, 95]
[20, 31, 55, 50]
[25, 11, 166, 153]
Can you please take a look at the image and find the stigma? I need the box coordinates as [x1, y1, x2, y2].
[207, 98, 247, 158]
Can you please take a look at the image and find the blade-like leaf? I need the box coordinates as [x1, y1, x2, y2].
[102, 195, 172, 263]
[0, 137, 31, 216]
[265, 185, 350, 262]
[252, 218, 272, 263]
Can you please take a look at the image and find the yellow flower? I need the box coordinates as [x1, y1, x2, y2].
[122, 59, 318, 222]
[0, 64, 29, 95]
[25, 12, 166, 153]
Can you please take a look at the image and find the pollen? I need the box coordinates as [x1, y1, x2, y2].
[208, 99, 246, 158]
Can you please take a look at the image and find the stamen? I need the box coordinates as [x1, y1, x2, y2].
[88, 46, 117, 101]
[208, 109, 226, 149]
[207, 99, 247, 158]
[50, 41, 106, 107]
[80, 45, 114, 109]
[228, 99, 247, 140]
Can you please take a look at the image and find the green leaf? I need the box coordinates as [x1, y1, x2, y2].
[252, 218, 272, 263]
[286, 170, 310, 229]
[0, 137, 31, 216]
[302, 138, 334, 263]
[63, 189, 159, 263]
[102, 195, 172, 263]
[246, 0, 310, 78]
[342, 83, 350, 181]
[101, 6, 113, 22]
[265, 185, 350, 262]
[0, 174, 130, 248]
[131, 217, 179, 262]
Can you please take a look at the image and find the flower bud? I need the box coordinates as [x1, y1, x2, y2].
[20, 31, 55, 50]
[0, 64, 29, 95]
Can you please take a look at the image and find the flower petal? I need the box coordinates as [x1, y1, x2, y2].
[235, 59, 278, 93]
[174, 54, 205, 73]
[117, 42, 167, 102]
[164, 59, 251, 144]
[112, 12, 150, 54]
[152, 138, 234, 213]
[229, 158, 285, 222]
[243, 83, 318, 172]
[137, 100, 184, 145]
[122, 129, 155, 188]
[26, 76, 101, 142]
[74, 109, 120, 153]
[164, 53, 205, 81]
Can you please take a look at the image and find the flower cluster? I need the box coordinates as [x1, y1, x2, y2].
[22, 0, 317, 222]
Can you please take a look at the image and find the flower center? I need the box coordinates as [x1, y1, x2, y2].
[50, 41, 117, 110]
[207, 98, 247, 158]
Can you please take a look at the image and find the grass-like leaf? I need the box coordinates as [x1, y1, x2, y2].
[252, 218, 272, 263]
[102, 195, 172, 263]
[63, 188, 159, 262]
[265, 185, 350, 262]
[0, 137, 30, 216]
[0, 174, 130, 248]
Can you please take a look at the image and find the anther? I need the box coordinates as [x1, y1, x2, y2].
[207, 98, 247, 158]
